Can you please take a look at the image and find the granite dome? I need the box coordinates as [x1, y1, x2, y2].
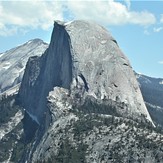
[18, 20, 153, 126]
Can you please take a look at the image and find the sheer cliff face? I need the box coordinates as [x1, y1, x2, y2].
[18, 20, 153, 125]
[18, 23, 72, 123]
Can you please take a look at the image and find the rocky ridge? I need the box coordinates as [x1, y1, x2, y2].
[0, 39, 48, 94]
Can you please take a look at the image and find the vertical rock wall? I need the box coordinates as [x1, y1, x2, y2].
[18, 23, 72, 124]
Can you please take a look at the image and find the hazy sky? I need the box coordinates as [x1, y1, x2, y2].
[0, 0, 163, 78]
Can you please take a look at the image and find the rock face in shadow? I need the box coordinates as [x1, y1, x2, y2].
[18, 20, 153, 127]
[18, 23, 72, 124]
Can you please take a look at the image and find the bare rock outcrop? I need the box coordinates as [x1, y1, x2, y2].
[18, 20, 153, 125]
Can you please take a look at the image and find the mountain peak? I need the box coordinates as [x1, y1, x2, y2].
[26, 38, 46, 45]
[18, 20, 153, 125]
[11, 19, 159, 162]
[0, 39, 48, 94]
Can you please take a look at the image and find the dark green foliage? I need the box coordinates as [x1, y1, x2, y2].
[0, 122, 24, 162]
[45, 138, 88, 163]
[28, 97, 163, 162]
[10, 140, 24, 162]
[0, 94, 24, 162]
[77, 97, 119, 116]
[72, 107, 163, 162]
[10, 124, 25, 163]
[33, 99, 163, 163]
[0, 94, 19, 124]
[73, 113, 102, 137]
[1, 93, 162, 163]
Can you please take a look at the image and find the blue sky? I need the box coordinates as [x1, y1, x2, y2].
[0, 0, 163, 78]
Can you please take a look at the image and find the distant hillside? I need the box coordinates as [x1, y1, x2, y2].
[0, 39, 48, 94]
[136, 73, 163, 127]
